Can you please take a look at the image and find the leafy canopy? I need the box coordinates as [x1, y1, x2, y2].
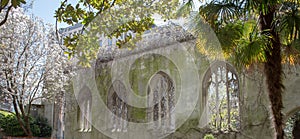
[55, 0, 180, 66]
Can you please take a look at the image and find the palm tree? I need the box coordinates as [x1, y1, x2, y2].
[180, 0, 300, 138]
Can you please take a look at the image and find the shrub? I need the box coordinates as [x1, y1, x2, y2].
[33, 116, 52, 137]
[0, 114, 25, 136]
[0, 113, 52, 137]
[204, 134, 216, 139]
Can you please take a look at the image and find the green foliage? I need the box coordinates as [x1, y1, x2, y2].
[0, 114, 52, 137]
[0, 110, 12, 116]
[0, 113, 4, 121]
[184, 0, 300, 67]
[204, 134, 215, 139]
[55, 0, 179, 67]
[198, 1, 242, 30]
[190, 13, 224, 60]
[0, 114, 26, 136]
[181, 0, 300, 138]
[234, 21, 269, 68]
[33, 116, 52, 137]
[216, 21, 243, 55]
[0, 0, 26, 8]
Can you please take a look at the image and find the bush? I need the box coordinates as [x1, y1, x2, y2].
[0, 113, 52, 137]
[0, 113, 5, 128]
[33, 116, 52, 137]
[0, 114, 25, 136]
[204, 134, 216, 139]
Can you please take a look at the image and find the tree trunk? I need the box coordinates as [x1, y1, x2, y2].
[12, 96, 29, 136]
[24, 115, 33, 137]
[12, 96, 33, 137]
[11, 90, 33, 137]
[260, 8, 284, 139]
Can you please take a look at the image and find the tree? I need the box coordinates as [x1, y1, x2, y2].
[56, 0, 300, 138]
[0, 0, 27, 26]
[182, 0, 300, 138]
[0, 8, 68, 137]
[55, 0, 180, 66]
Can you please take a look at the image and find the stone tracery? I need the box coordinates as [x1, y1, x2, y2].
[77, 86, 92, 132]
[202, 61, 240, 132]
[147, 71, 175, 134]
[107, 81, 128, 132]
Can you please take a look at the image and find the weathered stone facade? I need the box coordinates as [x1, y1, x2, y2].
[63, 24, 300, 139]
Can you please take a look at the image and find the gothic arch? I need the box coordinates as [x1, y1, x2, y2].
[202, 61, 240, 132]
[147, 71, 175, 133]
[107, 80, 128, 132]
[77, 85, 92, 132]
[284, 107, 300, 139]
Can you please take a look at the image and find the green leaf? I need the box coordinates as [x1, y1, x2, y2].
[11, 0, 18, 7]
[1, 0, 9, 7]
[20, 0, 26, 4]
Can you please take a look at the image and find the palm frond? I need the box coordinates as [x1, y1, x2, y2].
[199, 1, 242, 30]
[282, 39, 300, 65]
[235, 37, 268, 68]
[277, 1, 300, 42]
[217, 21, 243, 55]
[234, 20, 268, 69]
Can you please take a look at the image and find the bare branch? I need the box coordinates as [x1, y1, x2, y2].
[0, 5, 12, 26]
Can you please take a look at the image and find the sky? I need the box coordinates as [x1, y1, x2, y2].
[31, 0, 75, 28]
[32, 0, 59, 24]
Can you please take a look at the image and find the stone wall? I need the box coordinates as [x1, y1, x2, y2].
[63, 25, 300, 139]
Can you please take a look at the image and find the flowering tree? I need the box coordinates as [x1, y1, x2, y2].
[0, 0, 27, 26]
[0, 8, 70, 137]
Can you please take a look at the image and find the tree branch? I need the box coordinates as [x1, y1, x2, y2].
[0, 5, 13, 26]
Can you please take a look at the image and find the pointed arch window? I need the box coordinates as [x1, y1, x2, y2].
[107, 81, 128, 132]
[147, 71, 175, 134]
[202, 61, 240, 132]
[77, 86, 92, 132]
